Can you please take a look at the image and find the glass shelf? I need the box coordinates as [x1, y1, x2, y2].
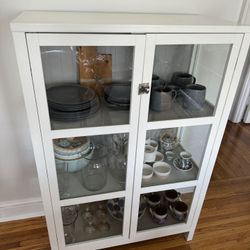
[137, 190, 194, 232]
[148, 99, 214, 122]
[62, 199, 124, 245]
[58, 171, 125, 200]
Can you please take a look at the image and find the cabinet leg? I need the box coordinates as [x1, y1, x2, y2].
[185, 230, 195, 241]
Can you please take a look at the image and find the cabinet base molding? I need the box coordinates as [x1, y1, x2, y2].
[0, 198, 44, 222]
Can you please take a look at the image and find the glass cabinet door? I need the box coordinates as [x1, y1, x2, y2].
[141, 125, 211, 188]
[27, 33, 145, 249]
[149, 44, 231, 121]
[130, 34, 242, 238]
[41, 45, 135, 130]
[143, 34, 242, 123]
[55, 133, 129, 200]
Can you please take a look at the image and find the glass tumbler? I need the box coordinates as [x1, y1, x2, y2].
[82, 144, 108, 191]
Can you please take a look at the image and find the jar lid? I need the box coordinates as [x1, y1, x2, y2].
[54, 137, 90, 155]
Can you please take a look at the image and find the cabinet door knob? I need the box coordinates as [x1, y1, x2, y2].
[138, 83, 150, 95]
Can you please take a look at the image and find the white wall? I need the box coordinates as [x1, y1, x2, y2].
[229, 0, 250, 123]
[0, 0, 244, 221]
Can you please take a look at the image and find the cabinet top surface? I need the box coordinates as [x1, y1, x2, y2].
[11, 11, 250, 33]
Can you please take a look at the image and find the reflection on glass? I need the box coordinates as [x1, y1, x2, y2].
[55, 133, 129, 200]
[142, 125, 211, 187]
[149, 44, 231, 121]
[137, 188, 194, 231]
[40, 46, 134, 130]
[62, 199, 124, 245]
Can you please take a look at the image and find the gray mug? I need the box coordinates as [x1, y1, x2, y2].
[150, 87, 177, 112]
[182, 84, 206, 110]
[172, 72, 196, 88]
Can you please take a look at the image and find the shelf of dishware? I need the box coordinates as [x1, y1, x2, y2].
[54, 133, 129, 205]
[141, 124, 211, 194]
[141, 144, 199, 190]
[137, 188, 194, 233]
[50, 97, 130, 131]
[62, 198, 126, 245]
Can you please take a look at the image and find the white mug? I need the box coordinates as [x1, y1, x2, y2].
[144, 145, 156, 162]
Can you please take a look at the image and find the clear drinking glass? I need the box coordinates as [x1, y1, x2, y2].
[62, 205, 78, 244]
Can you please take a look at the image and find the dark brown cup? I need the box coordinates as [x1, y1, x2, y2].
[164, 189, 180, 203]
[171, 201, 188, 221]
[146, 193, 161, 207]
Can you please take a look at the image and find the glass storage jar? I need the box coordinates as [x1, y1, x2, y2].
[82, 144, 108, 191]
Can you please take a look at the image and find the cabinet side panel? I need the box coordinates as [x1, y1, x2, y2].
[12, 32, 58, 250]
[187, 34, 248, 241]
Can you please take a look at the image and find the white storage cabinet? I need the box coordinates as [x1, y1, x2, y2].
[11, 12, 250, 250]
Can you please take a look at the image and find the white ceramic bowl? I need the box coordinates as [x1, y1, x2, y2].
[142, 164, 153, 182]
[55, 150, 93, 173]
[54, 146, 91, 160]
[153, 162, 171, 178]
[155, 151, 164, 162]
[55, 157, 90, 173]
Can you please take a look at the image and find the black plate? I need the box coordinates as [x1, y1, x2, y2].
[104, 96, 130, 110]
[104, 83, 131, 104]
[47, 85, 96, 106]
[48, 96, 99, 112]
[49, 100, 100, 121]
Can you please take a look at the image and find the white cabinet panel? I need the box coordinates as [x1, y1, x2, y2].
[12, 12, 248, 250]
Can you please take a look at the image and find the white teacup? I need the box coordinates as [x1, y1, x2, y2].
[142, 164, 153, 183]
[145, 139, 158, 151]
[144, 145, 156, 163]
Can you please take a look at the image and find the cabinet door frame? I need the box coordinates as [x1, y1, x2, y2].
[130, 33, 243, 239]
[26, 33, 145, 249]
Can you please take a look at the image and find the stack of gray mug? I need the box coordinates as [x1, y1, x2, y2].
[150, 73, 206, 112]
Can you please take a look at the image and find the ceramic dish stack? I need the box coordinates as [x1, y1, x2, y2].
[47, 84, 100, 121]
[104, 82, 131, 110]
[54, 137, 93, 173]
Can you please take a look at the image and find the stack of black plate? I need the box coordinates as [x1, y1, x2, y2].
[47, 85, 100, 121]
[104, 82, 131, 110]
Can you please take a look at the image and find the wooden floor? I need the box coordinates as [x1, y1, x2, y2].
[1, 122, 250, 250]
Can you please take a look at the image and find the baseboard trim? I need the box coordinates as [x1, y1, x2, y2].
[0, 197, 44, 222]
